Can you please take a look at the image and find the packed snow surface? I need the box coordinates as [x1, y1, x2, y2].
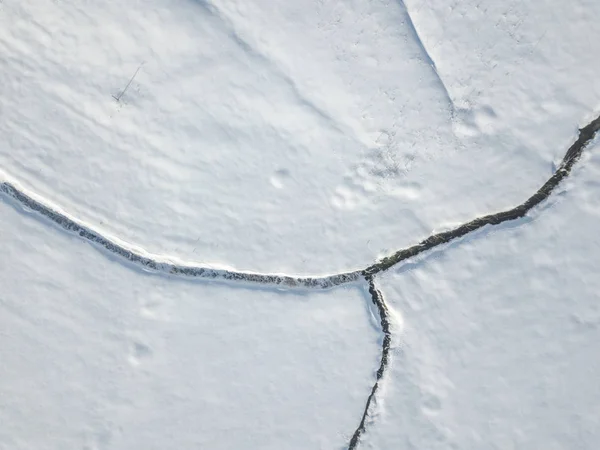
[1, 0, 598, 274]
[1, 0, 600, 448]
[0, 199, 380, 449]
[368, 142, 600, 449]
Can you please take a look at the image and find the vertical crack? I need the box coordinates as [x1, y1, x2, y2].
[348, 275, 392, 449]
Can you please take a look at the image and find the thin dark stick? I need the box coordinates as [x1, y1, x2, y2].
[113, 63, 143, 102]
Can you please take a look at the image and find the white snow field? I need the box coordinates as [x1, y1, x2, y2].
[0, 198, 380, 449]
[2, 0, 600, 449]
[366, 141, 600, 449]
[1, 0, 598, 274]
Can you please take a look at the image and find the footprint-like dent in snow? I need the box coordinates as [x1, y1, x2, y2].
[421, 391, 442, 414]
[331, 132, 418, 209]
[128, 341, 153, 366]
[270, 168, 290, 189]
[140, 297, 165, 320]
[83, 428, 114, 450]
[389, 182, 421, 201]
[331, 184, 362, 210]
[453, 105, 498, 137]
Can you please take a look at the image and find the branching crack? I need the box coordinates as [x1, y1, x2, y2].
[363, 114, 600, 277]
[1, 112, 599, 448]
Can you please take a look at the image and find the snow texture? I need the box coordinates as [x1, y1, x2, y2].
[0, 199, 380, 450]
[1, 0, 600, 448]
[367, 140, 600, 449]
[3, 0, 599, 275]
[2, 104, 598, 450]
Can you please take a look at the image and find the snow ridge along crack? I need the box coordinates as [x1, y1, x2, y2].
[348, 275, 392, 450]
[363, 114, 600, 277]
[0, 180, 361, 289]
[1, 112, 599, 449]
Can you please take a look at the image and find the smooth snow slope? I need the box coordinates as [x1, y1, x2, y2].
[403, 0, 600, 143]
[364, 140, 600, 449]
[2, 0, 599, 274]
[0, 199, 380, 450]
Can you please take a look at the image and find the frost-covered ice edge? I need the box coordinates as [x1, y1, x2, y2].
[1, 112, 599, 448]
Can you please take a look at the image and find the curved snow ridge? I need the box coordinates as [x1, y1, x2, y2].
[0, 181, 361, 290]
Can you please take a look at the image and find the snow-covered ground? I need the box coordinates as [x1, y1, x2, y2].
[2, 0, 598, 274]
[367, 141, 600, 449]
[1, 0, 600, 448]
[0, 198, 380, 449]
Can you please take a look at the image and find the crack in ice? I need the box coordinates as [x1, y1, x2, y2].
[1, 113, 599, 448]
[0, 181, 362, 290]
[348, 275, 393, 450]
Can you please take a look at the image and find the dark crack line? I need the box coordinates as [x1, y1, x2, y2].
[346, 113, 600, 448]
[2, 114, 599, 289]
[348, 275, 392, 450]
[1, 113, 599, 449]
[363, 114, 600, 277]
[2, 116, 598, 289]
[0, 181, 361, 290]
